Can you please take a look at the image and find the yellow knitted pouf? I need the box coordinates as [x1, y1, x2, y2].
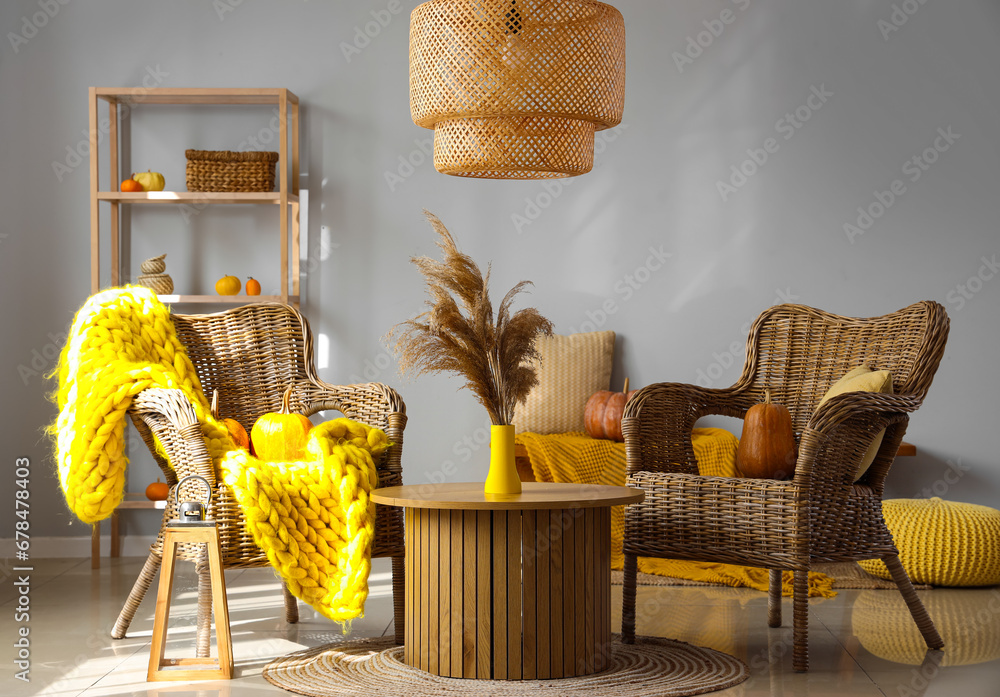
[859, 498, 1000, 587]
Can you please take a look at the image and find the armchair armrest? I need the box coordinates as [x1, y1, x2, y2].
[806, 391, 921, 434]
[793, 391, 919, 492]
[293, 379, 407, 478]
[129, 387, 216, 486]
[622, 382, 756, 475]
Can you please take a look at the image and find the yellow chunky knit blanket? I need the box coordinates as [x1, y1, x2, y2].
[517, 430, 835, 598]
[49, 287, 388, 621]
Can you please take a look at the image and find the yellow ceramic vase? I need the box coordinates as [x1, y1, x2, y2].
[484, 424, 521, 495]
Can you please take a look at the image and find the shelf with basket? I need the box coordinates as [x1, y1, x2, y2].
[88, 87, 301, 306]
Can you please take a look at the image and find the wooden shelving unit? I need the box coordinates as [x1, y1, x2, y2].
[89, 87, 301, 306]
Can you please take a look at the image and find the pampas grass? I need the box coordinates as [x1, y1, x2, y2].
[387, 211, 553, 425]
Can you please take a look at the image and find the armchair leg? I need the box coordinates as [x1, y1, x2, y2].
[392, 556, 406, 645]
[883, 554, 944, 650]
[622, 552, 638, 644]
[767, 569, 782, 628]
[195, 553, 212, 659]
[282, 583, 299, 624]
[112, 552, 161, 639]
[792, 570, 809, 673]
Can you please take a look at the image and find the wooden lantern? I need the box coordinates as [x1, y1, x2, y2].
[148, 477, 233, 681]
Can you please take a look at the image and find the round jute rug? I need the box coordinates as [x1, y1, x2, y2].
[263, 635, 748, 696]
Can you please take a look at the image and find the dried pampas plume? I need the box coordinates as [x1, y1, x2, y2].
[386, 210, 553, 425]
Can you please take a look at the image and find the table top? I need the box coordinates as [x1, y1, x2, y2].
[371, 482, 644, 510]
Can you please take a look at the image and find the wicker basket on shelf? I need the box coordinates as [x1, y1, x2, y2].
[185, 150, 278, 192]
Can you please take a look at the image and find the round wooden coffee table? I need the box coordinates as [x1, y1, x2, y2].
[371, 482, 643, 680]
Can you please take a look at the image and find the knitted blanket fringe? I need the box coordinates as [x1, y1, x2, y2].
[48, 287, 387, 622]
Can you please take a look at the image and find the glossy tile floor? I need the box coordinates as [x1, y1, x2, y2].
[2, 557, 998, 696]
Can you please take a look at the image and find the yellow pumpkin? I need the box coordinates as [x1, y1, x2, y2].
[251, 386, 312, 461]
[133, 170, 165, 191]
[215, 275, 241, 295]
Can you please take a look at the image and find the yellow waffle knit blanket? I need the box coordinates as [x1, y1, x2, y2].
[516, 430, 835, 598]
[49, 287, 388, 621]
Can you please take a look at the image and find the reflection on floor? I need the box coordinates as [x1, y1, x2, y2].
[2, 557, 998, 696]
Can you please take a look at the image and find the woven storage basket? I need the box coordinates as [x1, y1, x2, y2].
[186, 150, 278, 192]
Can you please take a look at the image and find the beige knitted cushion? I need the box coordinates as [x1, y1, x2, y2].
[514, 331, 615, 435]
[817, 365, 893, 481]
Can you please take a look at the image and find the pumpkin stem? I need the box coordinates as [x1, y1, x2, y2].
[623, 377, 629, 394]
[764, 389, 772, 404]
[210, 389, 220, 419]
[280, 385, 293, 415]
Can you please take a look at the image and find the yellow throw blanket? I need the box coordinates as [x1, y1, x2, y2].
[516, 430, 835, 598]
[49, 287, 387, 621]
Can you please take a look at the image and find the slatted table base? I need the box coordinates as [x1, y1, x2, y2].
[405, 506, 611, 680]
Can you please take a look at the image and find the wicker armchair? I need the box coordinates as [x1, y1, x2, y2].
[620, 301, 949, 672]
[111, 303, 407, 649]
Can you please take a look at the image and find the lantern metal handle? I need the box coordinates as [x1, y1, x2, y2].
[173, 475, 212, 508]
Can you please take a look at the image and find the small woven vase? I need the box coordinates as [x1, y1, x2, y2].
[137, 255, 174, 294]
[485, 424, 521, 495]
[140, 254, 167, 275]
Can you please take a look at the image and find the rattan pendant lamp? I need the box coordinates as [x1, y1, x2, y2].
[409, 0, 626, 179]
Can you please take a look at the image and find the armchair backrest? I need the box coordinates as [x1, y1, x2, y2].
[172, 303, 315, 432]
[736, 301, 950, 434]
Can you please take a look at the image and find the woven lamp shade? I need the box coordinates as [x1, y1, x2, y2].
[409, 0, 626, 179]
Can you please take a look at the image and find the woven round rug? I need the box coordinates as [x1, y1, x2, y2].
[263, 635, 748, 696]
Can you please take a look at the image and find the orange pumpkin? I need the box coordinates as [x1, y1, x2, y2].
[145, 478, 169, 501]
[736, 389, 798, 479]
[245, 277, 261, 296]
[251, 386, 313, 461]
[584, 378, 638, 442]
[210, 390, 250, 450]
[224, 418, 250, 450]
[121, 177, 144, 192]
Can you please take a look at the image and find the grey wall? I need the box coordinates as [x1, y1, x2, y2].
[2, 0, 998, 542]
